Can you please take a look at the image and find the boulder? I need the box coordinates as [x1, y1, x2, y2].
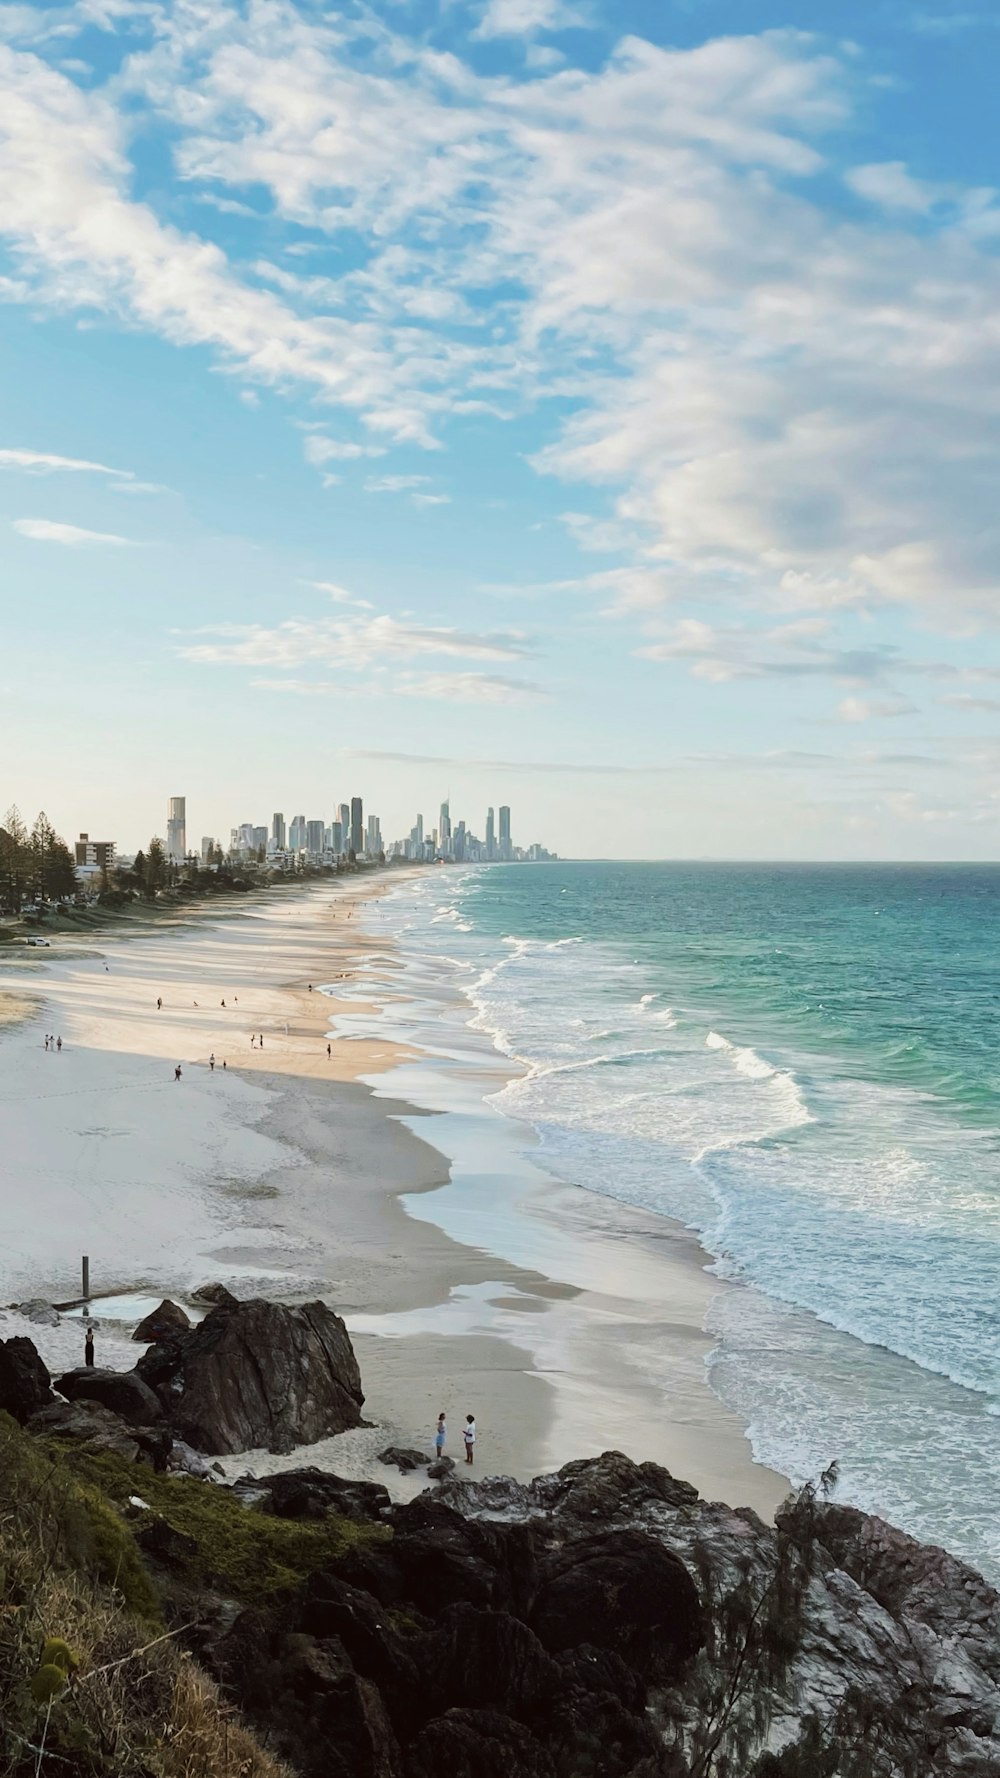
[54, 1366, 163, 1425]
[167, 1439, 215, 1479]
[132, 1298, 190, 1342]
[16, 1298, 59, 1327]
[260, 1467, 391, 1525]
[427, 1456, 455, 1481]
[0, 1335, 53, 1423]
[530, 1526, 702, 1676]
[190, 1282, 239, 1308]
[27, 1399, 141, 1462]
[378, 1446, 432, 1473]
[405, 1709, 555, 1778]
[136, 1298, 364, 1455]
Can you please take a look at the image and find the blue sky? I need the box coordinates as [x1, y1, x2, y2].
[2, 0, 1000, 858]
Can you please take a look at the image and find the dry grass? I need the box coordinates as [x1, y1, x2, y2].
[0, 1415, 295, 1778]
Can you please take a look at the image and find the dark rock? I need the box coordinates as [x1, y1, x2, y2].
[261, 1467, 391, 1525]
[379, 1446, 432, 1473]
[0, 1335, 53, 1423]
[405, 1709, 555, 1778]
[16, 1299, 59, 1327]
[27, 1399, 141, 1461]
[132, 1298, 190, 1342]
[548, 1450, 699, 1519]
[167, 1439, 214, 1478]
[388, 1499, 538, 1618]
[137, 1517, 200, 1565]
[131, 1423, 173, 1470]
[530, 1526, 702, 1676]
[190, 1282, 239, 1308]
[427, 1456, 455, 1481]
[409, 1602, 562, 1721]
[136, 1298, 364, 1454]
[54, 1366, 163, 1425]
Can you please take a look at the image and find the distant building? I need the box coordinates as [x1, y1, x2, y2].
[252, 826, 268, 852]
[289, 815, 307, 852]
[454, 820, 466, 861]
[166, 796, 186, 864]
[306, 819, 325, 856]
[366, 814, 382, 855]
[439, 800, 452, 858]
[485, 807, 495, 861]
[350, 797, 363, 855]
[499, 806, 511, 861]
[272, 812, 286, 850]
[200, 836, 214, 865]
[338, 803, 351, 843]
[329, 820, 344, 855]
[74, 833, 115, 870]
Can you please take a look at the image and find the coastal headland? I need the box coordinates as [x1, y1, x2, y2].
[0, 872, 786, 1515]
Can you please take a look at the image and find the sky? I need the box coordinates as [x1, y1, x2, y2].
[2, 0, 1000, 859]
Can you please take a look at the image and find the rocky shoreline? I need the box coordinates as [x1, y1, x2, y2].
[2, 1300, 998, 1776]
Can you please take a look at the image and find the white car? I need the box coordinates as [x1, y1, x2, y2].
[26, 936, 51, 946]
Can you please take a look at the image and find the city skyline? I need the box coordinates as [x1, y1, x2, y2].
[3, 2, 1000, 859]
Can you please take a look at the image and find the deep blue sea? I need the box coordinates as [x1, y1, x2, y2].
[377, 861, 1000, 1575]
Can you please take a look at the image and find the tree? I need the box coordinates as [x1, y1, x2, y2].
[144, 837, 167, 899]
[0, 806, 29, 912]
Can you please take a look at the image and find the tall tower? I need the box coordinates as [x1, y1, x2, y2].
[272, 812, 286, 850]
[486, 807, 495, 861]
[350, 797, 363, 855]
[166, 796, 186, 863]
[338, 802, 350, 840]
[499, 805, 511, 861]
[439, 799, 452, 858]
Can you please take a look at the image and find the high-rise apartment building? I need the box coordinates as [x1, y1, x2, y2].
[329, 820, 344, 855]
[485, 807, 495, 861]
[74, 833, 116, 870]
[439, 800, 452, 858]
[499, 806, 511, 861]
[272, 812, 286, 850]
[338, 803, 351, 842]
[306, 819, 325, 855]
[366, 814, 382, 855]
[289, 815, 307, 852]
[166, 796, 186, 864]
[252, 826, 268, 852]
[350, 797, 363, 855]
[200, 836, 214, 865]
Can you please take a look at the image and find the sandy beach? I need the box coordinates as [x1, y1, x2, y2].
[0, 874, 788, 1517]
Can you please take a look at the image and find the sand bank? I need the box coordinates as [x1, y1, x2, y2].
[0, 873, 787, 1517]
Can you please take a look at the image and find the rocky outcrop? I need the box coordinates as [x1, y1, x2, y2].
[191, 1282, 239, 1308]
[0, 1335, 53, 1422]
[252, 1467, 391, 1525]
[136, 1298, 364, 1454]
[15, 1299, 60, 1327]
[54, 1366, 163, 1425]
[132, 1298, 190, 1342]
[27, 1398, 172, 1466]
[378, 1446, 432, 1473]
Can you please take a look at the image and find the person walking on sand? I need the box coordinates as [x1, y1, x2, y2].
[259, 1033, 264, 1048]
[463, 1414, 476, 1465]
[209, 1054, 215, 1072]
[44, 1035, 49, 1050]
[84, 1326, 94, 1367]
[251, 1034, 256, 1047]
[174, 1064, 182, 1081]
[56, 1036, 62, 1052]
[327, 1042, 331, 1058]
[157, 997, 162, 1010]
[435, 1412, 447, 1460]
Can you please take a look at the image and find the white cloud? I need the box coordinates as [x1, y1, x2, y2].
[177, 612, 532, 669]
[474, 0, 586, 40]
[13, 517, 133, 545]
[411, 492, 451, 507]
[364, 475, 430, 493]
[836, 695, 915, 723]
[302, 434, 384, 466]
[300, 578, 374, 609]
[846, 161, 937, 213]
[396, 671, 545, 702]
[0, 446, 132, 475]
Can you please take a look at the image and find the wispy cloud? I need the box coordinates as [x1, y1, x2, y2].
[13, 517, 133, 545]
[0, 446, 131, 476]
[299, 579, 374, 610]
[177, 613, 532, 669]
[396, 671, 545, 703]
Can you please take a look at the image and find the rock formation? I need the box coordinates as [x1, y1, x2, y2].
[132, 1298, 191, 1342]
[136, 1298, 365, 1454]
[0, 1334, 53, 1422]
[54, 1365, 164, 1425]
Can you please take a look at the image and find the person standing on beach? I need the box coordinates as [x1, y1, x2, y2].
[251, 1034, 256, 1047]
[56, 1036, 62, 1052]
[157, 997, 162, 1010]
[174, 1064, 182, 1081]
[44, 1035, 49, 1050]
[259, 1033, 264, 1048]
[327, 1042, 331, 1057]
[435, 1412, 447, 1459]
[209, 1054, 215, 1072]
[84, 1326, 94, 1367]
[463, 1414, 476, 1465]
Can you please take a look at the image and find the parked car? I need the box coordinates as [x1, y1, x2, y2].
[25, 936, 51, 946]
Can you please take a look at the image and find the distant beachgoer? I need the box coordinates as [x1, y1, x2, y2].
[464, 1414, 476, 1465]
[259, 1033, 263, 1048]
[56, 1036, 62, 1052]
[105, 964, 109, 972]
[221, 999, 226, 1008]
[174, 1064, 182, 1081]
[193, 1000, 198, 1007]
[157, 997, 162, 1010]
[327, 1042, 331, 1057]
[435, 1413, 447, 1458]
[44, 1035, 49, 1050]
[222, 1060, 227, 1070]
[209, 1054, 215, 1072]
[308, 983, 313, 992]
[84, 1327, 94, 1368]
[234, 996, 238, 1004]
[251, 1034, 256, 1047]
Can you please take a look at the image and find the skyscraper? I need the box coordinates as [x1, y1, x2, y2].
[439, 799, 452, 858]
[366, 814, 382, 855]
[272, 812, 286, 850]
[166, 796, 186, 863]
[330, 820, 344, 855]
[306, 819, 325, 855]
[485, 807, 495, 862]
[499, 805, 511, 861]
[338, 803, 350, 841]
[350, 797, 363, 855]
[289, 815, 306, 851]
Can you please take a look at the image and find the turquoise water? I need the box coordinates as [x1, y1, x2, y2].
[378, 862, 1000, 1575]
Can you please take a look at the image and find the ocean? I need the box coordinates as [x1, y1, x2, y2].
[359, 861, 1000, 1577]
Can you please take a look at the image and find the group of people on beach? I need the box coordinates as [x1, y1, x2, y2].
[436, 1411, 477, 1466]
[42, 1034, 63, 1051]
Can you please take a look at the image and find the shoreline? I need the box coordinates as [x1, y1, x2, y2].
[0, 872, 788, 1518]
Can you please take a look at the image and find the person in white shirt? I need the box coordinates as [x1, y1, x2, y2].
[463, 1414, 476, 1465]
